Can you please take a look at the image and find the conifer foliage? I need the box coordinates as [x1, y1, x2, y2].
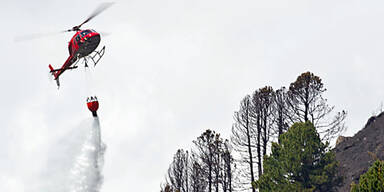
[350, 160, 384, 192]
[161, 71, 347, 192]
[253, 122, 341, 192]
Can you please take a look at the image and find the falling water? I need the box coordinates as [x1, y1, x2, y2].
[69, 117, 106, 192]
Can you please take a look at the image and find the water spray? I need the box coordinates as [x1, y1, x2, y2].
[67, 99, 105, 192]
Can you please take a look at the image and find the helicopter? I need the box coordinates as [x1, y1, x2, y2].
[48, 3, 113, 88]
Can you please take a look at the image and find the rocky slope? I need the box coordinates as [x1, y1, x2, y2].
[335, 112, 384, 192]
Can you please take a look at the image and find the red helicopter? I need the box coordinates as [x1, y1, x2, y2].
[48, 3, 113, 88]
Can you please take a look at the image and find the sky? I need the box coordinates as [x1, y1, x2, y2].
[1, 0, 384, 191]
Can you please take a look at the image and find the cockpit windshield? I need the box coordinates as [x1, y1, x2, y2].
[80, 30, 92, 37]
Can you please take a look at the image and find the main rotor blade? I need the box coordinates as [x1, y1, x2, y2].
[14, 30, 67, 42]
[99, 31, 111, 37]
[77, 2, 114, 29]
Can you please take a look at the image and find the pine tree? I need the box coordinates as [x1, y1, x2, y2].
[273, 87, 289, 143]
[193, 129, 222, 192]
[253, 122, 341, 192]
[351, 160, 384, 192]
[287, 71, 347, 141]
[231, 95, 257, 192]
[167, 149, 189, 192]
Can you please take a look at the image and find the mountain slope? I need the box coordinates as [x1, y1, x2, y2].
[335, 112, 384, 192]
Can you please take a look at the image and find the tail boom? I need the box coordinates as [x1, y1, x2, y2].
[49, 64, 59, 79]
[49, 64, 60, 88]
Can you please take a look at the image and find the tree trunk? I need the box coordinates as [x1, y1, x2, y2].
[245, 108, 256, 192]
[263, 113, 267, 156]
[257, 115, 262, 177]
[304, 86, 309, 122]
[209, 156, 212, 192]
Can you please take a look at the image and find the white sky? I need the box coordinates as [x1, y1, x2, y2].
[1, 0, 384, 191]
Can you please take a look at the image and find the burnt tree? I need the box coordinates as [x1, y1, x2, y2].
[258, 86, 274, 157]
[273, 87, 289, 143]
[167, 149, 189, 192]
[231, 95, 257, 192]
[221, 140, 233, 192]
[287, 71, 347, 140]
[251, 91, 263, 178]
[193, 129, 217, 192]
[190, 155, 207, 192]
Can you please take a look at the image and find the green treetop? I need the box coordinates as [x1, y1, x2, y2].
[253, 122, 341, 192]
[351, 160, 384, 192]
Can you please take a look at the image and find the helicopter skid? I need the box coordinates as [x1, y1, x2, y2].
[84, 46, 105, 67]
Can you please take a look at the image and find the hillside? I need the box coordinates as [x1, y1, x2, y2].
[335, 112, 384, 192]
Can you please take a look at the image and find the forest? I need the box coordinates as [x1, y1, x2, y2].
[159, 71, 348, 192]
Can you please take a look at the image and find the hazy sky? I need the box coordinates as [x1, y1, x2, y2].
[2, 0, 384, 191]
